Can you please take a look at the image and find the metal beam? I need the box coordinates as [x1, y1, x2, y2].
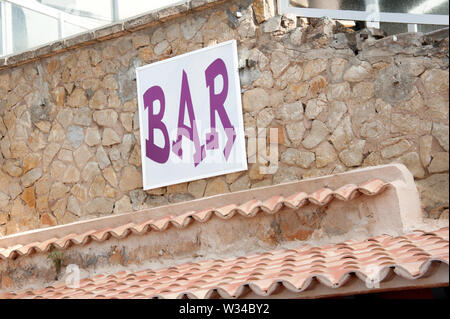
[365, 0, 381, 29]
[111, 0, 119, 22]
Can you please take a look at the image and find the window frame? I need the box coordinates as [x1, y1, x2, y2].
[278, 0, 449, 25]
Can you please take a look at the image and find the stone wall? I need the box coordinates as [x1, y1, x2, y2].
[0, 0, 448, 236]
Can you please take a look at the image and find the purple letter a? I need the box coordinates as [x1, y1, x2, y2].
[172, 70, 205, 167]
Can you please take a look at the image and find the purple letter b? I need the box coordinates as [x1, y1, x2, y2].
[143, 86, 170, 164]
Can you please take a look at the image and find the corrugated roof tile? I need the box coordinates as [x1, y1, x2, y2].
[0, 179, 391, 261]
[1, 227, 447, 299]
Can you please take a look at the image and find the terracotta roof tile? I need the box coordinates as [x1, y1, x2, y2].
[1, 227, 447, 299]
[0, 179, 389, 261]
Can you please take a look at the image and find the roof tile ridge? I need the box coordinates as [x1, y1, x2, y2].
[1, 227, 448, 299]
[1, 179, 391, 260]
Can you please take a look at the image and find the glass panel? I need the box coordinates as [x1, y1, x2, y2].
[12, 3, 30, 53]
[378, 22, 447, 35]
[290, 0, 449, 15]
[0, 2, 3, 55]
[116, 0, 182, 20]
[40, 0, 113, 22]
[2, 0, 188, 57]
[418, 23, 447, 32]
[39, 0, 184, 22]
[64, 21, 87, 37]
[14, 3, 59, 51]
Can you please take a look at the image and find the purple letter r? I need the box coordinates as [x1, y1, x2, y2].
[205, 58, 236, 160]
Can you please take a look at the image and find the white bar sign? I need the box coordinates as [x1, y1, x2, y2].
[136, 40, 247, 190]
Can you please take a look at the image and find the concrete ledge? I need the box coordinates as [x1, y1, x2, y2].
[425, 27, 450, 42]
[123, 12, 160, 32]
[94, 23, 127, 41]
[34, 40, 66, 58]
[157, 3, 192, 22]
